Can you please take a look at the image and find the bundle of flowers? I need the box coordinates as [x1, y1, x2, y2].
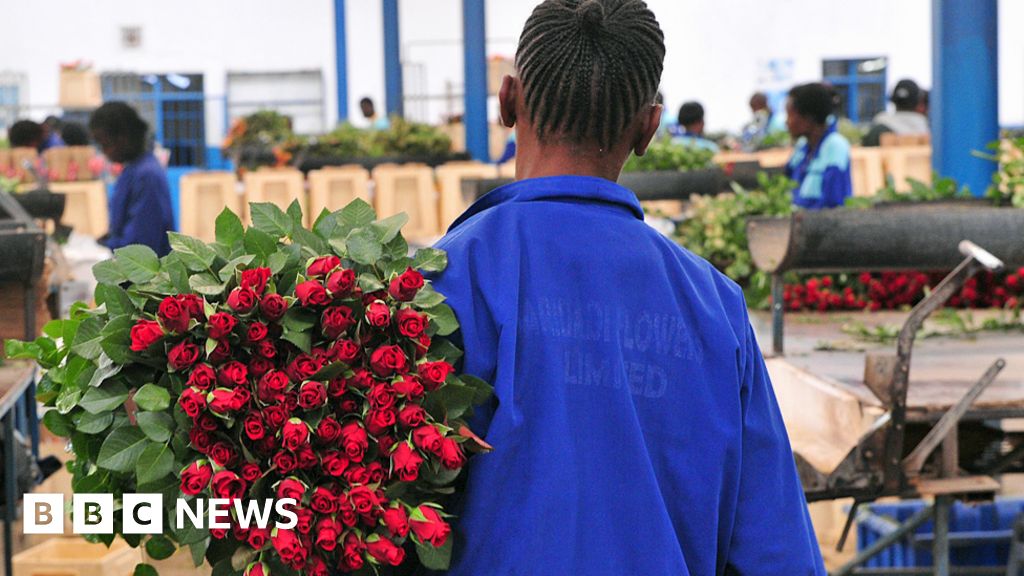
[6, 199, 492, 576]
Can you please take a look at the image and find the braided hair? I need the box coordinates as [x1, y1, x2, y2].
[515, 0, 665, 149]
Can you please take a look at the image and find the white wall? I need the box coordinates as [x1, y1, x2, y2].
[1, 0, 1021, 144]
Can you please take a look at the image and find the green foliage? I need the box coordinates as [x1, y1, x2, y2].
[979, 136, 1024, 208]
[289, 117, 453, 160]
[845, 174, 973, 209]
[223, 110, 293, 152]
[621, 137, 717, 173]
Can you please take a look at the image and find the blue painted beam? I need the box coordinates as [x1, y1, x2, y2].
[383, 0, 404, 118]
[463, 0, 490, 162]
[932, 0, 999, 197]
[334, 0, 349, 123]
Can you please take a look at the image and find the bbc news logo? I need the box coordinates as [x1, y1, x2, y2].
[24, 494, 298, 534]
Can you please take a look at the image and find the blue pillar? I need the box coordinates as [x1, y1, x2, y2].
[932, 0, 999, 197]
[463, 0, 490, 161]
[334, 0, 349, 123]
[383, 0, 404, 118]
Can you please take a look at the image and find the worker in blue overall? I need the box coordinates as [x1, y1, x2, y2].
[430, 1, 825, 574]
[89, 102, 175, 256]
[784, 83, 853, 210]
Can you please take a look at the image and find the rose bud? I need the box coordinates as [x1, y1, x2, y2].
[297, 381, 327, 410]
[229, 387, 251, 411]
[364, 300, 391, 328]
[366, 408, 397, 436]
[168, 340, 201, 371]
[328, 339, 360, 364]
[209, 441, 239, 468]
[340, 422, 369, 461]
[410, 505, 451, 547]
[366, 535, 406, 567]
[339, 395, 361, 414]
[343, 465, 370, 486]
[240, 267, 272, 294]
[263, 404, 289, 429]
[248, 356, 273, 380]
[240, 462, 262, 483]
[349, 367, 374, 390]
[377, 435, 397, 455]
[366, 383, 396, 411]
[129, 319, 164, 352]
[388, 268, 424, 302]
[208, 388, 236, 415]
[247, 527, 270, 550]
[413, 425, 444, 456]
[210, 470, 245, 501]
[295, 280, 330, 307]
[210, 528, 228, 540]
[391, 441, 423, 482]
[347, 486, 379, 516]
[177, 294, 205, 321]
[382, 505, 410, 538]
[314, 517, 341, 551]
[306, 555, 329, 576]
[180, 461, 213, 495]
[189, 429, 212, 453]
[207, 312, 238, 340]
[310, 486, 339, 514]
[187, 363, 216, 390]
[369, 345, 407, 378]
[327, 268, 356, 295]
[271, 529, 302, 564]
[341, 533, 365, 571]
[322, 450, 349, 477]
[398, 404, 427, 429]
[287, 354, 323, 383]
[297, 445, 319, 470]
[294, 507, 314, 534]
[306, 255, 340, 278]
[208, 338, 231, 364]
[316, 417, 343, 443]
[415, 334, 432, 358]
[259, 292, 288, 321]
[158, 296, 190, 333]
[217, 361, 248, 387]
[326, 377, 348, 398]
[243, 412, 266, 441]
[418, 361, 453, 390]
[178, 388, 207, 418]
[245, 562, 268, 576]
[395, 309, 428, 339]
[393, 375, 424, 399]
[320, 306, 355, 339]
[276, 477, 306, 502]
[282, 419, 311, 451]
[227, 287, 258, 314]
[439, 437, 467, 470]
[246, 321, 269, 343]
[366, 461, 385, 483]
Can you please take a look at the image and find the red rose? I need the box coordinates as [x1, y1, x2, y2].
[209, 441, 239, 467]
[413, 425, 444, 456]
[327, 268, 356, 295]
[328, 339, 360, 364]
[367, 383, 396, 410]
[208, 338, 231, 364]
[306, 255, 341, 277]
[282, 419, 310, 451]
[349, 368, 374, 390]
[272, 529, 302, 563]
[207, 312, 238, 340]
[320, 306, 355, 339]
[197, 414, 218, 432]
[340, 422, 369, 461]
[295, 507, 314, 534]
[228, 287, 258, 314]
[322, 451, 349, 476]
[263, 405, 288, 429]
[410, 505, 450, 547]
[391, 441, 423, 482]
[240, 267, 272, 293]
[347, 486, 379, 515]
[415, 334, 431, 358]
[388, 268, 424, 302]
[297, 381, 327, 410]
[393, 375, 424, 399]
[298, 447, 318, 471]
[258, 370, 290, 403]
[369, 345, 407, 377]
[129, 319, 164, 352]
[398, 404, 426, 429]
[243, 412, 266, 440]
[274, 451, 298, 474]
[314, 517, 341, 551]
[364, 300, 392, 328]
[276, 477, 306, 502]
[295, 280, 330, 307]
[246, 321, 269, 343]
[439, 437, 466, 469]
[240, 463, 262, 483]
[338, 499, 358, 527]
[248, 356, 273, 379]
[245, 562, 268, 576]
[377, 434, 397, 455]
[366, 408, 397, 436]
[252, 340, 276, 360]
[367, 461, 385, 484]
[343, 465, 370, 486]
[418, 361, 453, 390]
[210, 470, 245, 501]
[180, 461, 212, 495]
[231, 386, 251, 411]
[287, 354, 323, 382]
[209, 388, 236, 414]
[341, 533, 365, 571]
[395, 308, 428, 339]
[168, 340, 201, 371]
[187, 364, 216, 390]
[178, 388, 207, 418]
[259, 293, 288, 321]
[316, 417, 343, 444]
[310, 486, 338, 514]
[247, 527, 270, 550]
[327, 377, 348, 398]
[366, 536, 406, 567]
[210, 528, 228, 540]
[158, 296, 190, 333]
[382, 505, 410, 538]
[217, 361, 248, 387]
[339, 396, 361, 414]
[177, 294, 205, 320]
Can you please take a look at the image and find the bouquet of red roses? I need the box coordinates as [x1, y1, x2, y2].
[7, 200, 492, 576]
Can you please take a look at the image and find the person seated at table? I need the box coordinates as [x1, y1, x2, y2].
[60, 122, 91, 146]
[862, 79, 930, 147]
[669, 101, 719, 153]
[89, 102, 174, 256]
[7, 120, 45, 151]
[784, 83, 851, 210]
[359, 97, 390, 130]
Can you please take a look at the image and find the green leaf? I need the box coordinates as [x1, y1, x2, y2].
[114, 245, 161, 284]
[134, 563, 159, 576]
[134, 384, 171, 412]
[43, 318, 81, 343]
[384, 234, 410, 260]
[72, 316, 105, 360]
[218, 256, 256, 282]
[412, 284, 445, 308]
[215, 208, 245, 247]
[357, 273, 384, 293]
[281, 329, 311, 354]
[286, 199, 304, 227]
[281, 307, 317, 332]
[423, 383, 475, 421]
[345, 228, 383, 265]
[267, 250, 291, 275]
[372, 213, 409, 243]
[291, 226, 330, 256]
[190, 538, 210, 567]
[75, 411, 114, 434]
[459, 374, 494, 404]
[426, 303, 458, 336]
[414, 537, 453, 571]
[100, 316, 134, 364]
[413, 247, 448, 272]
[428, 338, 464, 364]
[97, 426, 149, 472]
[87, 354, 122, 388]
[312, 209, 338, 240]
[145, 534, 177, 561]
[136, 442, 174, 485]
[244, 228, 278, 264]
[231, 546, 258, 572]
[2, 339, 38, 361]
[55, 385, 83, 415]
[189, 273, 227, 296]
[80, 381, 130, 414]
[250, 203, 293, 238]
[94, 284, 135, 317]
[92, 259, 128, 285]
[137, 411, 174, 443]
[338, 199, 376, 231]
[169, 232, 218, 271]
[42, 410, 74, 436]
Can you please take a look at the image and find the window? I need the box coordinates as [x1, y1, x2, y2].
[0, 72, 26, 135]
[821, 57, 887, 123]
[226, 71, 326, 135]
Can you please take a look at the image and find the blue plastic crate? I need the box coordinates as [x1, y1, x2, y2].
[857, 499, 1024, 567]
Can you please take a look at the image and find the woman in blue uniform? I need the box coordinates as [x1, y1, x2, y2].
[784, 83, 853, 209]
[89, 102, 175, 256]
[430, 1, 824, 574]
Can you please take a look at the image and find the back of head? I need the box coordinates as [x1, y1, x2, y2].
[788, 83, 835, 125]
[677, 101, 705, 128]
[61, 122, 91, 146]
[750, 92, 768, 111]
[891, 79, 921, 112]
[515, 0, 665, 149]
[89, 102, 149, 160]
[8, 120, 44, 148]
